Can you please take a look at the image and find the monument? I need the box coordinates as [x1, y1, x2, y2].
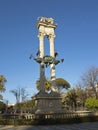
[33, 17, 63, 114]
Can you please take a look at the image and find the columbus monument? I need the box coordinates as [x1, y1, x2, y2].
[33, 17, 63, 114]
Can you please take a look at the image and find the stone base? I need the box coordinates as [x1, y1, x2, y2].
[34, 91, 63, 114]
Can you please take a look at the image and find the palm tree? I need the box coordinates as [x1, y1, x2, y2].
[36, 78, 52, 92]
[0, 75, 7, 100]
[0, 75, 7, 92]
[65, 89, 78, 111]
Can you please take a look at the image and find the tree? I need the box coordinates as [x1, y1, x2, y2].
[85, 97, 98, 111]
[81, 66, 98, 98]
[21, 88, 29, 102]
[36, 78, 52, 91]
[0, 101, 6, 112]
[55, 78, 70, 92]
[0, 75, 6, 92]
[10, 87, 28, 104]
[14, 99, 35, 112]
[64, 88, 78, 110]
[10, 89, 20, 104]
[74, 84, 87, 110]
[0, 75, 7, 100]
[36, 78, 70, 92]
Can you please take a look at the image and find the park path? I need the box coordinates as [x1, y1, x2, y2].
[0, 122, 98, 130]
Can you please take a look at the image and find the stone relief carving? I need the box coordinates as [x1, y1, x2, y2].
[39, 17, 54, 24]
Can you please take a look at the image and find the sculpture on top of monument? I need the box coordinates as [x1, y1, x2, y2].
[38, 17, 54, 24]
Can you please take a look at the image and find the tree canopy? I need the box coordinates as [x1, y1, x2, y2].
[55, 78, 70, 91]
[36, 78, 52, 91]
[0, 101, 6, 112]
[0, 75, 7, 92]
[36, 77, 70, 92]
[85, 97, 98, 111]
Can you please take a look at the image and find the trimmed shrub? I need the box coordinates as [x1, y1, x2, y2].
[85, 97, 98, 111]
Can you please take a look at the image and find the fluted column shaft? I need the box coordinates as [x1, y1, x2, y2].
[49, 34, 56, 81]
[38, 32, 44, 58]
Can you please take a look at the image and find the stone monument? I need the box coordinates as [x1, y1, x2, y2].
[33, 17, 63, 114]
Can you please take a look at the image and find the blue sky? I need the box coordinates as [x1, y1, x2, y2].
[0, 0, 98, 104]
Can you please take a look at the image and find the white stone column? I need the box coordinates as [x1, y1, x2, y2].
[38, 32, 45, 92]
[49, 34, 56, 81]
[38, 32, 44, 58]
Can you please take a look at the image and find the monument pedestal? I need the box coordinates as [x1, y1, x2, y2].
[34, 91, 63, 114]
